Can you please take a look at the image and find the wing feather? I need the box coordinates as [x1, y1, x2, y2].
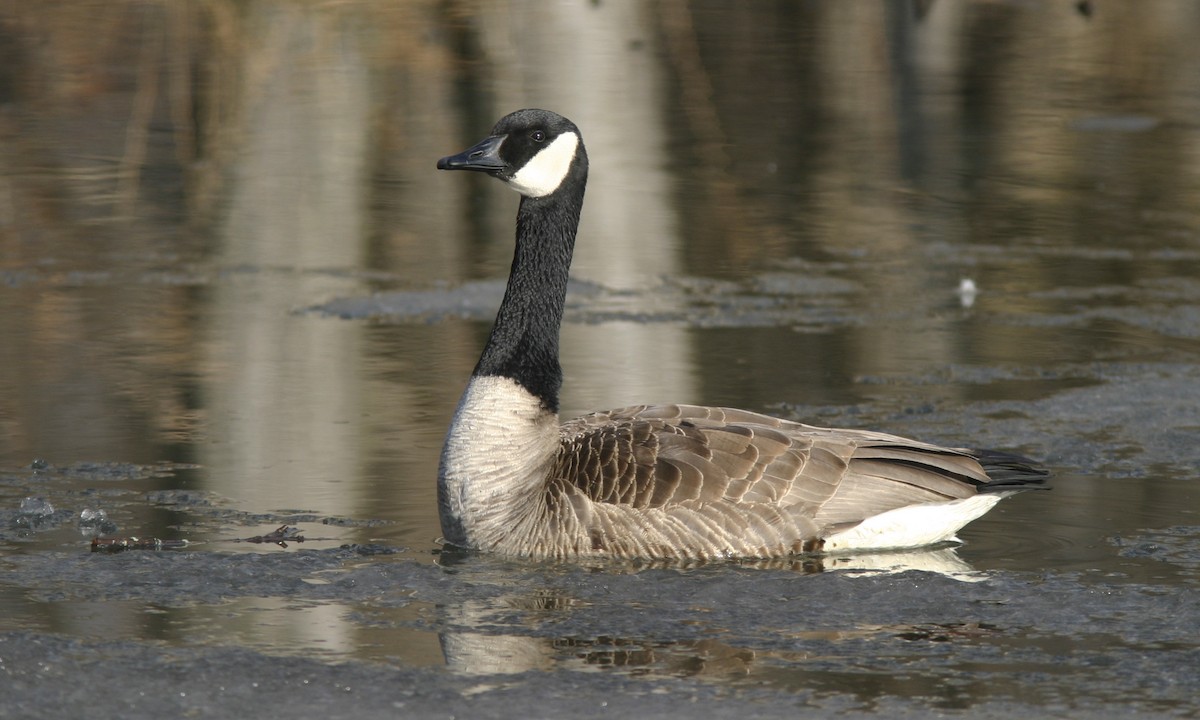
[551, 403, 1044, 557]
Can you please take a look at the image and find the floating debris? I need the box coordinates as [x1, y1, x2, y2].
[91, 536, 190, 553]
[89, 525, 319, 553]
[234, 524, 306, 549]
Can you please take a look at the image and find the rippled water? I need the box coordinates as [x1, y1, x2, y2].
[2, 2, 1199, 717]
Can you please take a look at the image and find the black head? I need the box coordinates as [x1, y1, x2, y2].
[437, 109, 587, 198]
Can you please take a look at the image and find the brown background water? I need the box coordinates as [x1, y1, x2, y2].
[1, 2, 1198, 717]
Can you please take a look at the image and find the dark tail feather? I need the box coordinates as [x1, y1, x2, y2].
[972, 448, 1051, 492]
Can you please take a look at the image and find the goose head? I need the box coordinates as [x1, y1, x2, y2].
[437, 108, 587, 199]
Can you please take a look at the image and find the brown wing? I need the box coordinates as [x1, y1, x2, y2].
[552, 404, 997, 529]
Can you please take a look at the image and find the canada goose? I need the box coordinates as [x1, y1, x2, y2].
[436, 109, 1047, 561]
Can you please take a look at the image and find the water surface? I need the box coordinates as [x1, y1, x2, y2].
[1, 2, 1198, 717]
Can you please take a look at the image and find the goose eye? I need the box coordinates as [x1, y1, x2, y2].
[531, 130, 546, 142]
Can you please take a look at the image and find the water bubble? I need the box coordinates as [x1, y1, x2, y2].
[957, 278, 978, 308]
[79, 508, 107, 523]
[78, 508, 118, 536]
[19, 497, 54, 517]
[15, 497, 60, 531]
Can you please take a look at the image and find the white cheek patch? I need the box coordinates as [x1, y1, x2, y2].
[506, 132, 579, 198]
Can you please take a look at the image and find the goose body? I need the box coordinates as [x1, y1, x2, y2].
[436, 109, 1046, 561]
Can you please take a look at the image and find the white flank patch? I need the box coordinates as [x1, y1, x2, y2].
[821, 493, 1004, 552]
[506, 131, 579, 198]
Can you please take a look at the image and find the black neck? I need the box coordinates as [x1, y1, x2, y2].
[473, 177, 586, 412]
